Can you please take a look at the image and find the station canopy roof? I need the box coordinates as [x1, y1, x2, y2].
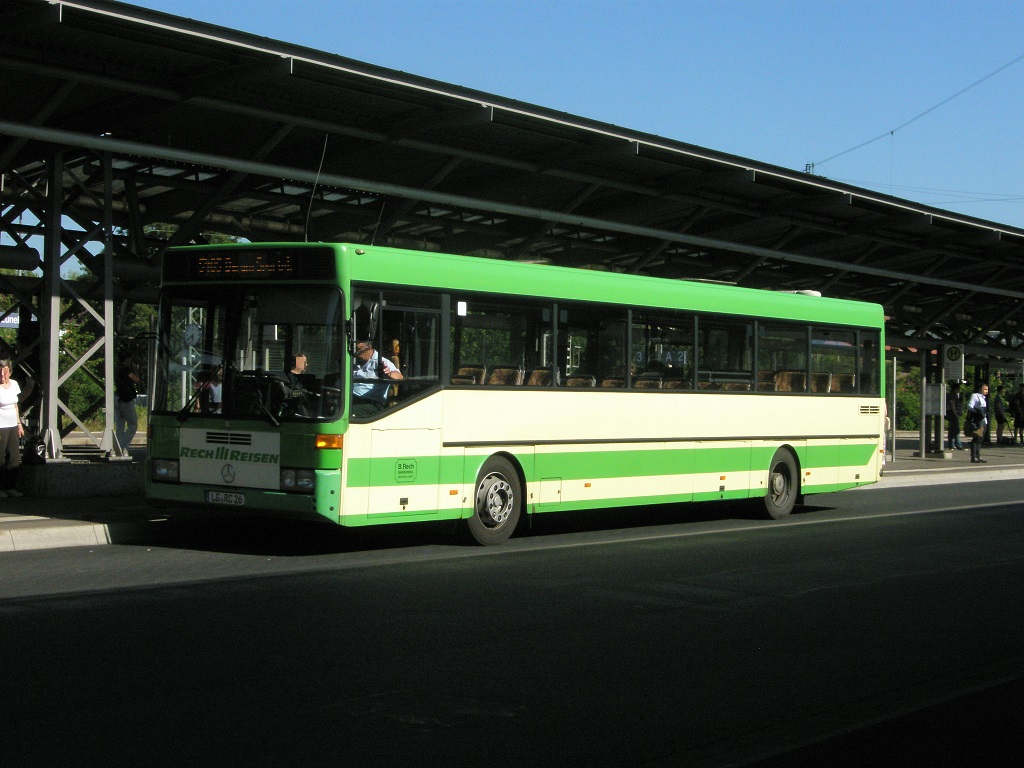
[4, 0, 1024, 360]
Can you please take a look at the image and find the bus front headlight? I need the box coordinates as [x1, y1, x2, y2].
[151, 459, 180, 482]
[281, 468, 315, 493]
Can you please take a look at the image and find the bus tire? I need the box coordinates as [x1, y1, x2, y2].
[761, 448, 798, 520]
[465, 456, 522, 545]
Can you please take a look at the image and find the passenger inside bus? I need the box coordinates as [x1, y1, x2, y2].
[197, 365, 223, 413]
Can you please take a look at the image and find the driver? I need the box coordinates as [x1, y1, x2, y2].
[278, 352, 312, 417]
[286, 352, 307, 389]
[352, 339, 402, 416]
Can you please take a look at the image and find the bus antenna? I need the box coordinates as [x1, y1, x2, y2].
[370, 200, 385, 246]
[304, 133, 329, 242]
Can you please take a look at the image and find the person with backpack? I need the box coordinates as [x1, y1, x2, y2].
[965, 382, 989, 464]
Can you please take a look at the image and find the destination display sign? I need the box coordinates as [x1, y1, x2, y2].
[163, 247, 336, 282]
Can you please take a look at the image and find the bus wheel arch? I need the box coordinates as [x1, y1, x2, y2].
[464, 454, 524, 545]
[760, 446, 800, 520]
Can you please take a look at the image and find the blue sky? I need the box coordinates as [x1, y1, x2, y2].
[124, 0, 1024, 228]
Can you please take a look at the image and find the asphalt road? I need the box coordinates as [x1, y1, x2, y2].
[2, 481, 1023, 767]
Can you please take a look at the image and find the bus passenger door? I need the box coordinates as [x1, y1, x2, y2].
[367, 428, 441, 518]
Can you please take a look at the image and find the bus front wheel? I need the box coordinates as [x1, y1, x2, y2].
[465, 456, 522, 545]
[761, 449, 798, 520]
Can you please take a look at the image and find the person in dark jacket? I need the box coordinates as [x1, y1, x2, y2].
[114, 351, 141, 452]
[1011, 384, 1024, 445]
[945, 382, 963, 450]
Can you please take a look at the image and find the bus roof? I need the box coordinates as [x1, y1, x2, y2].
[342, 244, 884, 329]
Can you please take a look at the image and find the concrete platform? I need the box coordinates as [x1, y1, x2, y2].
[18, 454, 144, 497]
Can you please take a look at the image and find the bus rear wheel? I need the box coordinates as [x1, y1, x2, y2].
[761, 448, 798, 520]
[465, 456, 522, 545]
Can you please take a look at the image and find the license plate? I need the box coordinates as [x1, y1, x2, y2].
[205, 490, 245, 506]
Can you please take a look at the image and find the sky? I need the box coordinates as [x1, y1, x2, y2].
[122, 0, 1024, 228]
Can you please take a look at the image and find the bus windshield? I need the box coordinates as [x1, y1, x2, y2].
[153, 285, 345, 422]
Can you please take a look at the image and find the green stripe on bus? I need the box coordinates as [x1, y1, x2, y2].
[340, 476, 874, 525]
[347, 441, 878, 487]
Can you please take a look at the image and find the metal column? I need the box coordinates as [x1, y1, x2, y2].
[39, 152, 65, 461]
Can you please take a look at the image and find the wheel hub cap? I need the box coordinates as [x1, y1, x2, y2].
[478, 475, 513, 526]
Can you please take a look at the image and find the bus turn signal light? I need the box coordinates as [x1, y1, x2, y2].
[315, 434, 344, 450]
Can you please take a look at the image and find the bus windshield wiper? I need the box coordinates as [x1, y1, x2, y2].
[227, 363, 280, 427]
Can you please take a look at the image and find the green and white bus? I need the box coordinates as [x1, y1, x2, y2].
[146, 242, 885, 544]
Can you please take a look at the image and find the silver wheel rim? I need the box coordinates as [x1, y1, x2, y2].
[476, 473, 514, 528]
[769, 465, 789, 506]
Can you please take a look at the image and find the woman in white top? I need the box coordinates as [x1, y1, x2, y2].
[966, 382, 989, 464]
[0, 358, 25, 496]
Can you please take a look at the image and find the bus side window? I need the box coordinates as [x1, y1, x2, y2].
[698, 317, 753, 390]
[450, 298, 547, 383]
[374, 289, 443, 404]
[859, 330, 881, 395]
[811, 328, 857, 394]
[558, 304, 628, 387]
[631, 312, 694, 389]
[758, 322, 807, 393]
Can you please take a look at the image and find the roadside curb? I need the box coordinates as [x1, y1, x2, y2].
[0, 513, 158, 553]
[0, 505, 163, 552]
[1, 520, 110, 552]
[875, 464, 1024, 489]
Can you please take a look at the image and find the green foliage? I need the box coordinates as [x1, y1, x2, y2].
[897, 385, 921, 434]
[59, 317, 104, 418]
[883, 360, 919, 430]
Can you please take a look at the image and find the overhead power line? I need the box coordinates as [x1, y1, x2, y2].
[827, 176, 1024, 206]
[810, 49, 1024, 169]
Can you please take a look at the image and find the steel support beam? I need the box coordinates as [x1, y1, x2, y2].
[101, 153, 122, 457]
[40, 152, 65, 460]
[4, 119, 1024, 303]
[22, 152, 124, 461]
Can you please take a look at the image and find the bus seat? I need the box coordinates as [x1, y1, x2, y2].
[454, 366, 486, 385]
[661, 379, 686, 389]
[830, 373, 855, 393]
[525, 367, 552, 386]
[600, 377, 625, 388]
[775, 371, 806, 392]
[757, 370, 778, 390]
[634, 376, 663, 389]
[565, 375, 596, 387]
[810, 372, 832, 393]
[486, 367, 523, 386]
[721, 382, 751, 392]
